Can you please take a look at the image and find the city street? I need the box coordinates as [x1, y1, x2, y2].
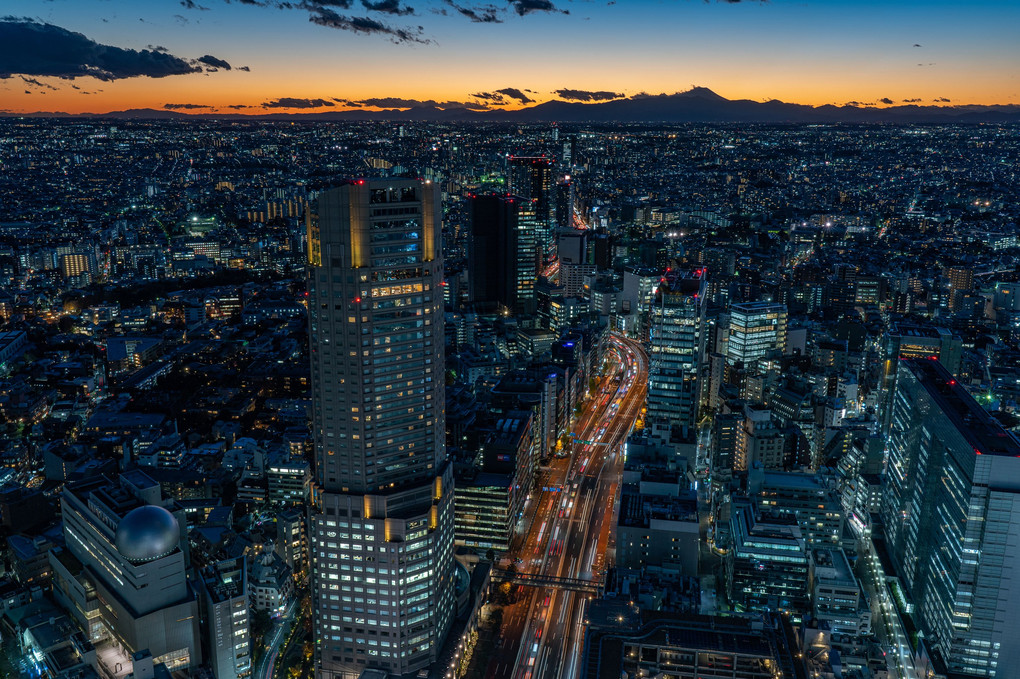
[486, 333, 648, 679]
[256, 597, 299, 679]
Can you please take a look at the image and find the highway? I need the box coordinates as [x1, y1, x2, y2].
[486, 333, 648, 679]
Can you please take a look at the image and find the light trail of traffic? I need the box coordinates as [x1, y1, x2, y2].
[487, 333, 648, 679]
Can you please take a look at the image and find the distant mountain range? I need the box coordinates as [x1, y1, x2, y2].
[8, 88, 1020, 123]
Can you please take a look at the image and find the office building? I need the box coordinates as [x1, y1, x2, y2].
[468, 193, 539, 316]
[726, 302, 787, 368]
[736, 405, 786, 472]
[582, 601, 803, 679]
[200, 557, 252, 679]
[508, 155, 554, 257]
[807, 548, 871, 638]
[882, 358, 1020, 677]
[879, 324, 962, 432]
[726, 501, 809, 618]
[616, 486, 699, 575]
[711, 411, 742, 476]
[454, 412, 535, 551]
[59, 470, 201, 672]
[267, 456, 311, 505]
[306, 179, 454, 678]
[646, 269, 707, 434]
[555, 175, 574, 230]
[748, 466, 844, 546]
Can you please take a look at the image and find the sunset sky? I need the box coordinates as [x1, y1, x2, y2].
[1, 0, 1018, 115]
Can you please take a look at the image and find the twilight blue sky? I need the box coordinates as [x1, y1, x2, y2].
[1, 0, 1018, 113]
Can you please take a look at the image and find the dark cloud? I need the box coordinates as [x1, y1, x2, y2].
[262, 97, 336, 108]
[164, 102, 211, 109]
[301, 0, 355, 7]
[555, 88, 623, 102]
[332, 97, 364, 106]
[913, 43, 921, 47]
[509, 0, 567, 16]
[935, 97, 951, 103]
[304, 7, 431, 43]
[174, 14, 191, 24]
[20, 75, 57, 90]
[227, 104, 251, 109]
[197, 54, 232, 70]
[180, 0, 211, 8]
[472, 91, 506, 103]
[497, 87, 533, 103]
[444, 0, 503, 22]
[902, 98, 922, 103]
[878, 97, 894, 105]
[0, 18, 206, 80]
[238, 65, 250, 71]
[361, 0, 415, 15]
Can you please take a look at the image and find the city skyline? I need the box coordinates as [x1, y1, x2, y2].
[2, 0, 1020, 116]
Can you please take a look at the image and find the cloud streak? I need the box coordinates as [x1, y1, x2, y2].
[509, 0, 567, 16]
[262, 97, 336, 108]
[304, 7, 431, 44]
[444, 0, 503, 22]
[361, 0, 415, 15]
[555, 88, 624, 101]
[197, 54, 232, 70]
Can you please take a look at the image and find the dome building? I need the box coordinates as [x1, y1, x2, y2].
[56, 470, 201, 673]
[115, 504, 181, 562]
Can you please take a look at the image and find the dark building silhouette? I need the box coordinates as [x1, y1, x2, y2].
[468, 194, 539, 316]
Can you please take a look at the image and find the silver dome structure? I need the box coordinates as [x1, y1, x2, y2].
[114, 505, 181, 562]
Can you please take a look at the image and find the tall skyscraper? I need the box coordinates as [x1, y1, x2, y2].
[306, 178, 454, 679]
[726, 301, 787, 368]
[555, 175, 574, 230]
[882, 358, 1020, 677]
[647, 268, 707, 434]
[468, 193, 539, 316]
[508, 155, 554, 258]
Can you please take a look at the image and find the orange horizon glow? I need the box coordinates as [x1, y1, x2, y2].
[3, 0, 1019, 116]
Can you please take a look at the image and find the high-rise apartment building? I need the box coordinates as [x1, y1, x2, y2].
[945, 265, 975, 311]
[306, 179, 454, 679]
[882, 358, 1020, 677]
[646, 269, 707, 433]
[726, 302, 787, 368]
